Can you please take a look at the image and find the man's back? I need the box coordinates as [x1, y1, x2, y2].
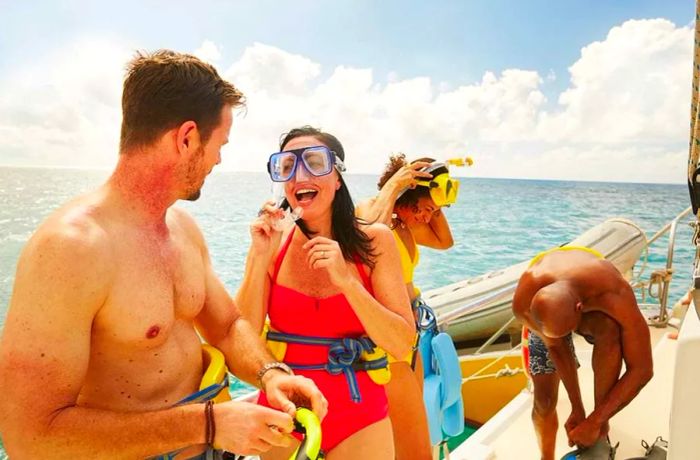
[513, 249, 634, 329]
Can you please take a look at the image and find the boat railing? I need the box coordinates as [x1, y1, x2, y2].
[637, 206, 692, 327]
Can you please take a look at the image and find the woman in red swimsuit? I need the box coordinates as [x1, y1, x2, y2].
[237, 126, 415, 459]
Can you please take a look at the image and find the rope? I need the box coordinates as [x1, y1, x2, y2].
[648, 268, 674, 300]
[461, 343, 524, 383]
[462, 363, 525, 382]
[689, 2, 700, 189]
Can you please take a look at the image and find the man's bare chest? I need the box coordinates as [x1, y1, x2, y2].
[93, 232, 206, 348]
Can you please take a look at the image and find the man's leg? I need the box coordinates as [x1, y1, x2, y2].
[532, 373, 560, 460]
[579, 312, 623, 438]
[528, 330, 562, 460]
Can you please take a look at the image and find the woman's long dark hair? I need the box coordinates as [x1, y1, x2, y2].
[279, 126, 376, 269]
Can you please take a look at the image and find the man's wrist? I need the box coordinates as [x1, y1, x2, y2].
[587, 409, 606, 427]
[257, 362, 293, 391]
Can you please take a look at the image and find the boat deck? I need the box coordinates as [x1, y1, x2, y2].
[453, 326, 675, 459]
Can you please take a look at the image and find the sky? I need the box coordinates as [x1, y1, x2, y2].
[0, 0, 695, 183]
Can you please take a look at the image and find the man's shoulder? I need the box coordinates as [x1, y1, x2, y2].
[16, 201, 114, 300]
[29, 201, 111, 259]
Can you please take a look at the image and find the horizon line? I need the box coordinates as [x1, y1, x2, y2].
[0, 163, 687, 187]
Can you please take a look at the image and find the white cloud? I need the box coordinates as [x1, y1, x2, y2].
[194, 40, 222, 63]
[0, 21, 693, 184]
[539, 19, 692, 143]
[0, 39, 129, 169]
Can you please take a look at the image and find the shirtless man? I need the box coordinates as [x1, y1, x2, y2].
[0, 50, 326, 459]
[512, 247, 653, 460]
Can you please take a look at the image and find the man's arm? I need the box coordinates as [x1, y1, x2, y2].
[0, 225, 207, 459]
[184, 211, 326, 418]
[189, 211, 278, 386]
[584, 289, 653, 426]
[542, 336, 586, 417]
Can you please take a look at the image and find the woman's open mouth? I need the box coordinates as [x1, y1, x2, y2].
[295, 188, 319, 204]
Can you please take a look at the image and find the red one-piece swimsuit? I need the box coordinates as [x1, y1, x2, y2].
[257, 227, 389, 452]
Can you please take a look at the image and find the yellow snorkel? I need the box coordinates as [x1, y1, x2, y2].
[290, 408, 323, 460]
[414, 156, 473, 207]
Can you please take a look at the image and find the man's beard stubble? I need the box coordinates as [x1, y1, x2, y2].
[184, 146, 206, 201]
[185, 189, 201, 201]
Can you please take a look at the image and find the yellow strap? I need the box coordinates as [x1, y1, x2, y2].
[200, 345, 231, 403]
[529, 245, 604, 267]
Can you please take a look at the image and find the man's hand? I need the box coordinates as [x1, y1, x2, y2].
[567, 416, 603, 448]
[263, 371, 328, 421]
[564, 408, 586, 445]
[214, 400, 294, 455]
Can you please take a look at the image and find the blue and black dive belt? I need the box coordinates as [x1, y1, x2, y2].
[266, 331, 387, 403]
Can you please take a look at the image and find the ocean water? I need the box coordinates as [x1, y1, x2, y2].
[0, 167, 695, 455]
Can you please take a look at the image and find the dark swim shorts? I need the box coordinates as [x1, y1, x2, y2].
[528, 331, 583, 376]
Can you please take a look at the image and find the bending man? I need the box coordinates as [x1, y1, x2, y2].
[512, 247, 652, 460]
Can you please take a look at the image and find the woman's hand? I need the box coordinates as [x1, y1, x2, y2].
[302, 237, 351, 290]
[386, 161, 433, 191]
[250, 200, 285, 263]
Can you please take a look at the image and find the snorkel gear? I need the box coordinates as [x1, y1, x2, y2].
[401, 156, 472, 207]
[414, 163, 459, 207]
[445, 156, 474, 167]
[290, 408, 324, 460]
[270, 182, 303, 231]
[267, 146, 346, 182]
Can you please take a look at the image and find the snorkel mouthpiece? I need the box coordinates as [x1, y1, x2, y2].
[271, 183, 303, 231]
[289, 408, 323, 460]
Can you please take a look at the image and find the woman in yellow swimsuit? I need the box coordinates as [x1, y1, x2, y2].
[356, 153, 456, 460]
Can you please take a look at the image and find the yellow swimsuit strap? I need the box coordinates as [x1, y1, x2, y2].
[392, 229, 419, 285]
[529, 245, 604, 267]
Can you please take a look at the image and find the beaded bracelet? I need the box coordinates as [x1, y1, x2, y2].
[205, 400, 215, 446]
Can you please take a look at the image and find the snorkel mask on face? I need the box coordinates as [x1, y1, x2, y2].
[414, 162, 460, 207]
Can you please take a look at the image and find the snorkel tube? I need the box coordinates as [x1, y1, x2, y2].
[289, 408, 323, 460]
[445, 156, 474, 167]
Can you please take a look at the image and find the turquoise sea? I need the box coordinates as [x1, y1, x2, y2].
[0, 166, 695, 456]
